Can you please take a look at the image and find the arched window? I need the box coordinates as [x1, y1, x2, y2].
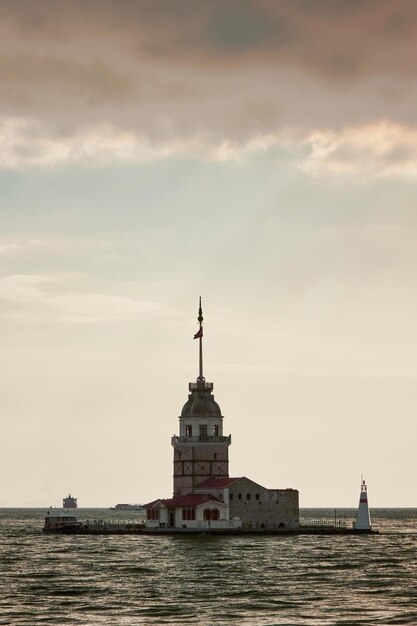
[203, 508, 220, 521]
[182, 508, 196, 520]
[147, 508, 159, 520]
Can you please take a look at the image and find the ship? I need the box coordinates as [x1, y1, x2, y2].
[63, 494, 78, 509]
[110, 503, 144, 511]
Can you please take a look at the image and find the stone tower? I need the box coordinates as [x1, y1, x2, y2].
[171, 298, 231, 497]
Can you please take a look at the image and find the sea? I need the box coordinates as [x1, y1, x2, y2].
[0, 508, 416, 626]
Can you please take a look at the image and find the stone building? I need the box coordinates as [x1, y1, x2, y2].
[145, 299, 299, 531]
[195, 477, 299, 530]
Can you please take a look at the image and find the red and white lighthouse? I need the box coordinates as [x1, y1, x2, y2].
[355, 477, 372, 530]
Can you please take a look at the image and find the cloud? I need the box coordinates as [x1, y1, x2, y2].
[2, 1, 417, 77]
[2, 114, 417, 179]
[0, 118, 167, 168]
[0, 274, 161, 323]
[301, 122, 417, 178]
[0, 2, 417, 171]
[0, 238, 72, 257]
[0, 115, 286, 167]
[49, 294, 161, 324]
[0, 242, 30, 256]
[0, 274, 52, 303]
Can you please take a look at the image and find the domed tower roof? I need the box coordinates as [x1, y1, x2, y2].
[181, 380, 222, 419]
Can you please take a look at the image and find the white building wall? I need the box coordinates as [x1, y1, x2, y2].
[159, 508, 168, 526]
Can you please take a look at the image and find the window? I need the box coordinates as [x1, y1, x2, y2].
[238, 493, 242, 500]
[147, 508, 159, 520]
[229, 493, 233, 500]
[213, 453, 217, 460]
[199, 424, 208, 438]
[247, 494, 251, 500]
[182, 508, 196, 521]
[255, 494, 260, 500]
[186, 424, 192, 437]
[203, 508, 219, 521]
[213, 425, 219, 436]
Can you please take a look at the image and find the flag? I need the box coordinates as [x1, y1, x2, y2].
[193, 327, 203, 339]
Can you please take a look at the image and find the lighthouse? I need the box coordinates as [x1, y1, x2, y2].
[355, 478, 372, 530]
[171, 298, 231, 497]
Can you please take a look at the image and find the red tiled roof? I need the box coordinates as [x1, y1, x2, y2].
[195, 477, 243, 489]
[143, 499, 164, 508]
[144, 493, 221, 509]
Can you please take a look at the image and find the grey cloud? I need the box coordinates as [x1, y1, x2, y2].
[202, 2, 296, 52]
[1, 0, 417, 76]
[380, 144, 416, 165]
[0, 54, 134, 100]
[1, 0, 417, 167]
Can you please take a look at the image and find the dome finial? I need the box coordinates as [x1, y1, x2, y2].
[193, 297, 204, 380]
[198, 296, 203, 324]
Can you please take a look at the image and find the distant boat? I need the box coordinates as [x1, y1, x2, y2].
[44, 508, 81, 533]
[110, 503, 144, 511]
[63, 494, 78, 509]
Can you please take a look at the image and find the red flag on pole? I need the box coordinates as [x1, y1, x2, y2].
[193, 327, 203, 339]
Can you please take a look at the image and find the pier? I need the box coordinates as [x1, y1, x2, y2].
[45, 519, 378, 536]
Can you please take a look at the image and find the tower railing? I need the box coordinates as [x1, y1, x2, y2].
[189, 382, 213, 391]
[171, 435, 231, 445]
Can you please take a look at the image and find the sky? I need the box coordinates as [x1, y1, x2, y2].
[0, 0, 416, 508]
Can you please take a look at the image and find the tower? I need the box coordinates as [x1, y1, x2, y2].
[171, 298, 231, 497]
[355, 477, 372, 530]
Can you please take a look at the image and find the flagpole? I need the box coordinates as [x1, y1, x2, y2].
[198, 296, 203, 380]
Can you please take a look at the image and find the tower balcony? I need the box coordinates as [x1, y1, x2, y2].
[189, 381, 213, 392]
[171, 434, 231, 445]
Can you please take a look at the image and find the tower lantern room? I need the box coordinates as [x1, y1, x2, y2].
[171, 299, 231, 496]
